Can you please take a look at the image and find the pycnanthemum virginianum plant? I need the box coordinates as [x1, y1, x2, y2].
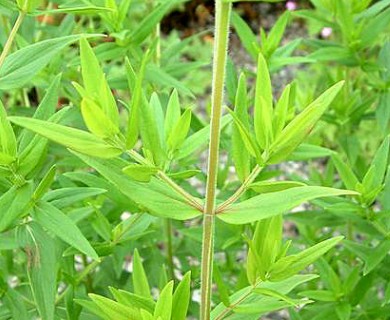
[2, 0, 389, 319]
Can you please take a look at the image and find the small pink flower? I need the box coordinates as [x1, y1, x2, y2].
[321, 27, 333, 38]
[286, 1, 297, 11]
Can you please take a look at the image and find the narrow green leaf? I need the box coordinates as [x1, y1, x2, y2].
[133, 249, 151, 298]
[126, 52, 149, 149]
[79, 38, 119, 126]
[263, 11, 290, 56]
[269, 236, 344, 281]
[231, 11, 258, 59]
[254, 52, 273, 150]
[33, 201, 99, 260]
[164, 89, 181, 141]
[332, 154, 360, 190]
[123, 164, 158, 183]
[81, 98, 119, 138]
[253, 288, 298, 306]
[154, 281, 173, 320]
[88, 294, 140, 320]
[228, 109, 262, 160]
[27, 223, 58, 320]
[249, 180, 306, 194]
[213, 266, 230, 307]
[33, 165, 56, 200]
[273, 84, 291, 138]
[232, 73, 251, 181]
[172, 272, 191, 320]
[167, 108, 192, 153]
[0, 182, 33, 232]
[110, 288, 155, 313]
[0, 35, 89, 90]
[268, 81, 344, 164]
[9, 117, 123, 159]
[218, 186, 357, 224]
[73, 153, 202, 220]
[0, 99, 17, 158]
[19, 74, 61, 150]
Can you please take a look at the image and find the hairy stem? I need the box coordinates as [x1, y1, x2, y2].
[216, 165, 263, 213]
[0, 11, 25, 70]
[200, 1, 232, 319]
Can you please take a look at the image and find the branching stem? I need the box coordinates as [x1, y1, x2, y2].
[216, 164, 263, 213]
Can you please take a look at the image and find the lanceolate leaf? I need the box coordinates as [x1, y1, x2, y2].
[268, 81, 344, 164]
[0, 99, 17, 158]
[269, 236, 344, 281]
[27, 223, 58, 320]
[172, 272, 191, 320]
[154, 281, 173, 320]
[132, 249, 151, 298]
[33, 201, 99, 260]
[79, 38, 119, 126]
[0, 35, 93, 90]
[73, 153, 202, 220]
[9, 117, 123, 159]
[254, 52, 273, 150]
[0, 182, 33, 232]
[217, 186, 357, 224]
[211, 274, 317, 318]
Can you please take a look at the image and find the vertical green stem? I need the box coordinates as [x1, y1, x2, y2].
[200, 1, 232, 319]
[0, 11, 25, 70]
[164, 218, 175, 280]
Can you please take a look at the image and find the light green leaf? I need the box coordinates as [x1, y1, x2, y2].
[110, 288, 155, 313]
[332, 154, 360, 190]
[269, 236, 344, 281]
[79, 38, 119, 126]
[9, 117, 123, 159]
[0, 99, 16, 158]
[154, 281, 173, 320]
[73, 153, 202, 220]
[268, 81, 344, 164]
[33, 201, 99, 260]
[217, 186, 357, 224]
[27, 223, 58, 320]
[263, 11, 290, 56]
[0, 182, 33, 232]
[123, 164, 158, 183]
[133, 249, 151, 298]
[232, 73, 251, 181]
[0, 35, 90, 90]
[33, 165, 56, 200]
[81, 98, 119, 139]
[88, 294, 141, 320]
[172, 272, 191, 320]
[249, 180, 306, 194]
[125, 52, 149, 149]
[228, 109, 262, 161]
[231, 11, 258, 59]
[247, 215, 282, 283]
[164, 89, 181, 141]
[167, 108, 192, 153]
[273, 84, 291, 138]
[19, 74, 61, 150]
[254, 52, 273, 150]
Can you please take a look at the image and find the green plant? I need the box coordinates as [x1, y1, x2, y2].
[0, 0, 389, 319]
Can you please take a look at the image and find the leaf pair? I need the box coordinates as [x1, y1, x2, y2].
[78, 249, 191, 320]
[332, 135, 390, 205]
[230, 52, 344, 165]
